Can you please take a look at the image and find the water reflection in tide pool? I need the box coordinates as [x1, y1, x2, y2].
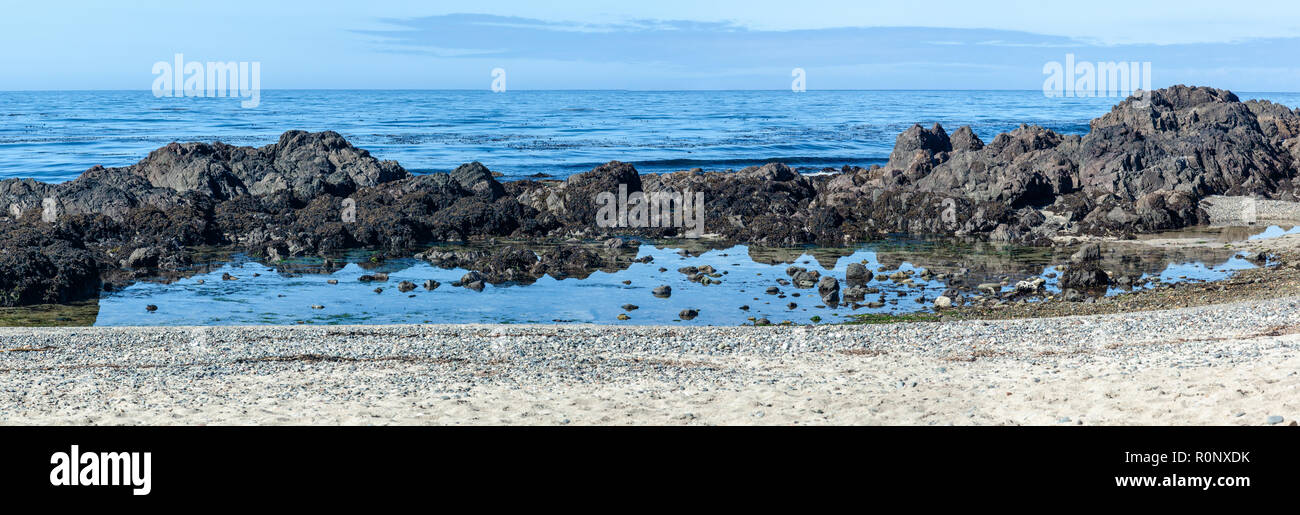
[94, 243, 1261, 327]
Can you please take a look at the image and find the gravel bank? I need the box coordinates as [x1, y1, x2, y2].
[2, 294, 1298, 425]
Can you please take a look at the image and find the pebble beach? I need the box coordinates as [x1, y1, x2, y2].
[2, 289, 1297, 425]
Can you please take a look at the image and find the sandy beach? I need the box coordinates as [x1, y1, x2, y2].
[2, 290, 1297, 426]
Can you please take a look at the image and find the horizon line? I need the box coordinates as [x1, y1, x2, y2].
[4, 88, 1300, 94]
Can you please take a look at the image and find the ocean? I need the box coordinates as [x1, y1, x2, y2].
[5, 89, 1299, 183]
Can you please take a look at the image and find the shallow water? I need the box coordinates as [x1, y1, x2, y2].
[1249, 225, 1300, 240]
[94, 240, 1260, 326]
[5, 90, 1299, 183]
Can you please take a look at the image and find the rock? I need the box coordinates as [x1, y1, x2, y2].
[1062, 289, 1086, 302]
[449, 161, 505, 200]
[816, 276, 840, 305]
[792, 270, 820, 288]
[604, 237, 635, 249]
[373, 287, 383, 294]
[1267, 415, 1284, 425]
[678, 309, 698, 320]
[311, 305, 324, 309]
[652, 285, 671, 298]
[845, 263, 872, 286]
[460, 271, 483, 286]
[422, 280, 440, 291]
[1059, 262, 1111, 290]
[1015, 277, 1046, 294]
[934, 296, 953, 308]
[616, 313, 630, 321]
[1071, 243, 1102, 263]
[842, 285, 872, 303]
[465, 281, 485, 292]
[359, 273, 389, 282]
[145, 304, 157, 312]
[123, 247, 162, 269]
[787, 302, 798, 309]
[397, 280, 416, 292]
[327, 279, 338, 285]
[765, 286, 780, 295]
[621, 304, 638, 311]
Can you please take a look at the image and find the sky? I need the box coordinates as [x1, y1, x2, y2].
[2, 0, 1300, 91]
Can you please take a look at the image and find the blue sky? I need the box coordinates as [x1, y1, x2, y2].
[3, 0, 1300, 90]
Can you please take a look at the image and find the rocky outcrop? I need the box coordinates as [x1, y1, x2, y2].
[0, 85, 1297, 306]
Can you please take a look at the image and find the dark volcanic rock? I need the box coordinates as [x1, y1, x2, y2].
[817, 275, 840, 306]
[845, 263, 872, 286]
[0, 224, 101, 306]
[1059, 261, 1111, 291]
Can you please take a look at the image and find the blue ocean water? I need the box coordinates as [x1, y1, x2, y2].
[4, 90, 1298, 183]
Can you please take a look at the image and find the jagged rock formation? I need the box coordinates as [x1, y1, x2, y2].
[1, 85, 1298, 306]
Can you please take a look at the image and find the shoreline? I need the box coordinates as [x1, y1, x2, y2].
[3, 292, 1297, 425]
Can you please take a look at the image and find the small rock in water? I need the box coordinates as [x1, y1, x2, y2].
[373, 287, 384, 294]
[423, 280, 440, 291]
[311, 305, 324, 310]
[465, 281, 485, 292]
[621, 304, 639, 311]
[652, 285, 672, 298]
[845, 262, 872, 286]
[679, 309, 699, 320]
[934, 296, 953, 308]
[222, 273, 237, 281]
[765, 286, 780, 295]
[617, 314, 630, 321]
[145, 304, 157, 312]
[327, 279, 339, 285]
[397, 280, 416, 293]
